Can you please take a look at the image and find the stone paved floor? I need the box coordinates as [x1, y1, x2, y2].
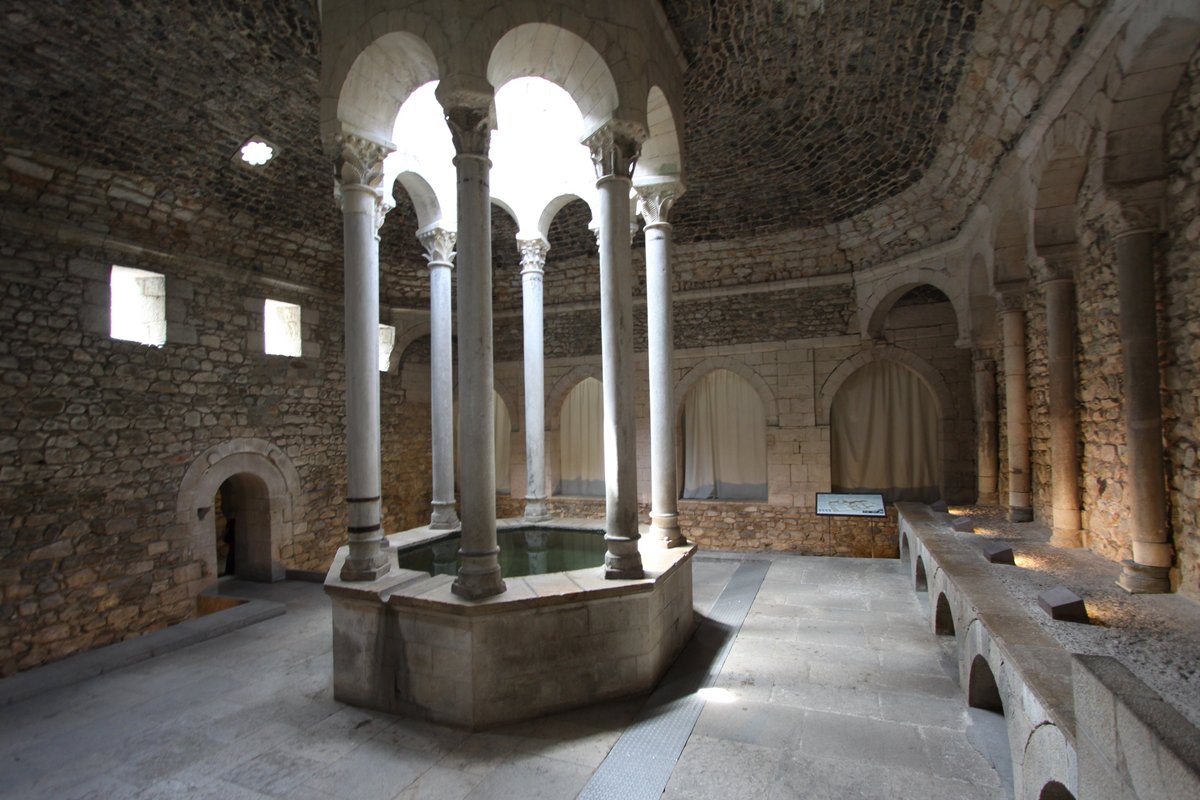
[0, 556, 1007, 799]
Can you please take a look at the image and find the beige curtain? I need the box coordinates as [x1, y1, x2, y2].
[830, 360, 939, 503]
[683, 369, 767, 500]
[558, 377, 604, 496]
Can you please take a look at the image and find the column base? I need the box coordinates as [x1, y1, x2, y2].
[1049, 527, 1083, 548]
[523, 498, 551, 523]
[429, 502, 459, 530]
[649, 512, 686, 548]
[451, 569, 506, 600]
[976, 492, 999, 505]
[604, 536, 644, 580]
[1008, 506, 1034, 523]
[1117, 560, 1171, 594]
[451, 545, 506, 600]
[340, 554, 392, 582]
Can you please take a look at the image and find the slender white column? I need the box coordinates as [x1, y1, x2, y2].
[637, 181, 686, 548]
[336, 134, 392, 581]
[1112, 197, 1172, 593]
[518, 238, 550, 522]
[445, 104, 504, 600]
[1039, 249, 1083, 548]
[586, 121, 645, 579]
[419, 227, 460, 530]
[999, 284, 1032, 523]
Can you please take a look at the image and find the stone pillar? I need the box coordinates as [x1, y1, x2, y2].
[974, 357, 999, 505]
[419, 227, 459, 530]
[586, 121, 645, 580]
[446, 103, 504, 599]
[1040, 249, 1083, 548]
[518, 238, 550, 522]
[1112, 200, 1172, 593]
[638, 181, 686, 548]
[999, 284, 1032, 523]
[336, 134, 392, 581]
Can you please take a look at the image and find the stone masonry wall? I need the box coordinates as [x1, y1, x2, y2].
[0, 147, 415, 675]
[1162, 47, 1200, 599]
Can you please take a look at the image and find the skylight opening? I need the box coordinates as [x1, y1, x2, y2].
[239, 138, 276, 166]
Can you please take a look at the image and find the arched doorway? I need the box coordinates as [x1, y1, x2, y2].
[213, 472, 273, 581]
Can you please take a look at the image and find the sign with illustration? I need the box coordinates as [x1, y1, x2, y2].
[815, 492, 886, 517]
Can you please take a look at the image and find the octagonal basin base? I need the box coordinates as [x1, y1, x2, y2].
[324, 521, 695, 730]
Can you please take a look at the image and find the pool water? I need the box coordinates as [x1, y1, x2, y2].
[396, 527, 608, 578]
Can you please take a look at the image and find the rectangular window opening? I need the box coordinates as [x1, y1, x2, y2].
[264, 299, 302, 357]
[110, 265, 166, 346]
[379, 324, 396, 372]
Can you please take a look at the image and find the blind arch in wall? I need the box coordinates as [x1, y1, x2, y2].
[830, 360, 939, 503]
[682, 369, 767, 500]
[454, 390, 512, 495]
[557, 377, 604, 496]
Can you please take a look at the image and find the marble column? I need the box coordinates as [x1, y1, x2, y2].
[1113, 199, 1172, 593]
[1040, 249, 1083, 548]
[419, 227, 459, 530]
[973, 357, 999, 505]
[518, 238, 550, 522]
[999, 284, 1032, 523]
[638, 181, 686, 548]
[586, 121, 645, 580]
[336, 134, 392, 581]
[446, 104, 504, 599]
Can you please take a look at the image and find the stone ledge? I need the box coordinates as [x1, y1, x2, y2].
[0, 589, 285, 706]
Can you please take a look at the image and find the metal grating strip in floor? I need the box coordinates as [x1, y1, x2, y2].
[577, 558, 770, 800]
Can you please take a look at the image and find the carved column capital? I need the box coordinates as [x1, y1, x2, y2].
[445, 105, 494, 158]
[418, 227, 457, 267]
[1106, 183, 1164, 240]
[996, 281, 1027, 312]
[334, 133, 393, 217]
[636, 181, 682, 227]
[518, 238, 549, 276]
[1034, 244, 1081, 284]
[585, 120, 646, 180]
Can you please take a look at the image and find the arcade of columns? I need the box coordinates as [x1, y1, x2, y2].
[332, 99, 687, 598]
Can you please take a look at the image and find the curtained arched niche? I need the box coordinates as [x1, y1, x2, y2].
[556, 376, 604, 497]
[830, 359, 940, 503]
[681, 369, 768, 501]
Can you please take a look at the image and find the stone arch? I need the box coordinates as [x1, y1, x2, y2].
[674, 357, 779, 427]
[1023, 724, 1077, 800]
[900, 531, 910, 563]
[914, 555, 928, 592]
[968, 255, 999, 348]
[968, 653, 1005, 714]
[493, 377, 521, 434]
[1105, 13, 1200, 186]
[546, 363, 604, 433]
[862, 273, 968, 345]
[1038, 781, 1075, 800]
[176, 439, 301, 594]
[935, 592, 956, 636]
[324, 25, 443, 150]
[537, 193, 594, 241]
[635, 85, 684, 185]
[392, 170, 444, 232]
[487, 23, 620, 139]
[818, 346, 952, 427]
[992, 208, 1029, 286]
[1032, 112, 1093, 251]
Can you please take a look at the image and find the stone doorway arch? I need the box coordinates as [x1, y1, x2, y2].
[177, 439, 301, 596]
